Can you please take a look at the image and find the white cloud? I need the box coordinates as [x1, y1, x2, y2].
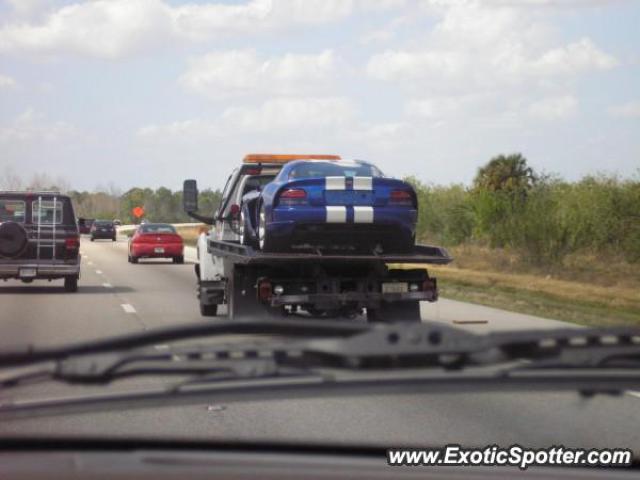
[608, 100, 640, 118]
[222, 97, 356, 132]
[367, 3, 618, 93]
[0, 74, 18, 89]
[527, 95, 578, 120]
[180, 49, 339, 100]
[0, 0, 397, 59]
[138, 96, 356, 137]
[0, 109, 77, 143]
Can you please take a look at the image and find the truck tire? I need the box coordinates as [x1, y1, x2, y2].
[64, 276, 78, 292]
[200, 302, 218, 317]
[367, 300, 421, 323]
[0, 221, 28, 259]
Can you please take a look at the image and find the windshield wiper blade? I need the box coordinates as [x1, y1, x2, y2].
[3, 324, 640, 420]
[0, 319, 369, 368]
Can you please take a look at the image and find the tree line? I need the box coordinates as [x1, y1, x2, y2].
[408, 154, 640, 265]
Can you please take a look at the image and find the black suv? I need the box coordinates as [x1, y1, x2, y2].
[0, 191, 81, 292]
[90, 220, 116, 241]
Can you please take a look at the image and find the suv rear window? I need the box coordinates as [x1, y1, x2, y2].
[31, 200, 64, 224]
[0, 200, 26, 222]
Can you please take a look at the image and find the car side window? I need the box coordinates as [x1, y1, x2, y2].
[0, 200, 26, 223]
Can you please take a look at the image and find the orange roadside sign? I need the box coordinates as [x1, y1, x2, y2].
[132, 206, 145, 218]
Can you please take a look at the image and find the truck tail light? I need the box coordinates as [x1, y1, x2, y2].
[278, 189, 307, 206]
[389, 190, 414, 207]
[65, 235, 80, 251]
[258, 279, 272, 302]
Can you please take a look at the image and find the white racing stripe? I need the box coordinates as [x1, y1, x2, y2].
[353, 206, 374, 223]
[353, 176, 372, 190]
[326, 206, 347, 223]
[325, 176, 346, 190]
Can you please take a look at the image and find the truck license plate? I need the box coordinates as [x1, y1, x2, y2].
[154, 247, 165, 254]
[382, 282, 408, 294]
[19, 268, 37, 278]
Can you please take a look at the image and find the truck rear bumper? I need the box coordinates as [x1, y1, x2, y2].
[270, 290, 436, 307]
[0, 260, 80, 279]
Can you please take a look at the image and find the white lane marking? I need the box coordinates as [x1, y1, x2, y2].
[88, 261, 94, 266]
[626, 391, 640, 399]
[326, 206, 347, 223]
[353, 206, 374, 223]
[95, 270, 103, 275]
[121, 304, 136, 314]
[154, 344, 170, 351]
[325, 176, 345, 190]
[354, 176, 372, 190]
[102, 282, 113, 288]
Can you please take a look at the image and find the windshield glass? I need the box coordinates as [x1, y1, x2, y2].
[140, 224, 176, 234]
[289, 161, 383, 179]
[1, 0, 638, 472]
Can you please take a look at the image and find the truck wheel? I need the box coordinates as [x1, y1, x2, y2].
[367, 301, 421, 323]
[200, 302, 218, 317]
[64, 276, 78, 292]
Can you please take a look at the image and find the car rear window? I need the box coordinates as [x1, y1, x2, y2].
[140, 224, 176, 234]
[288, 161, 383, 179]
[0, 200, 26, 223]
[31, 200, 63, 224]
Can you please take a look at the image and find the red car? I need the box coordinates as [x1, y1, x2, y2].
[127, 223, 184, 264]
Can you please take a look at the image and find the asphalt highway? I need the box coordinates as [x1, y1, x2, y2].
[0, 236, 638, 452]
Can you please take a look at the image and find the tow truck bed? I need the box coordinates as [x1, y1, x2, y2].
[208, 239, 453, 265]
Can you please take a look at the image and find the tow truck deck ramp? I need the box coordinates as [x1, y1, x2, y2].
[199, 238, 453, 322]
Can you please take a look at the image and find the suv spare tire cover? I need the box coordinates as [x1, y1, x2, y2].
[0, 221, 29, 258]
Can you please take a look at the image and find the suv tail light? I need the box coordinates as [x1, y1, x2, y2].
[389, 190, 414, 207]
[278, 189, 307, 206]
[65, 235, 80, 251]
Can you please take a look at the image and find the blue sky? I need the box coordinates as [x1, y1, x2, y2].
[0, 0, 638, 191]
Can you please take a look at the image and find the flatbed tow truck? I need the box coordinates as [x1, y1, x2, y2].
[183, 155, 452, 322]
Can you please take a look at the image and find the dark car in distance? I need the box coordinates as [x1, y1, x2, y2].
[90, 220, 116, 241]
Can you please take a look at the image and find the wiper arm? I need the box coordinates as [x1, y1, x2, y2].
[3, 324, 640, 420]
[3, 323, 640, 389]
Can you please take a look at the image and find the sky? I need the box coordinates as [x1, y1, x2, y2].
[0, 0, 638, 191]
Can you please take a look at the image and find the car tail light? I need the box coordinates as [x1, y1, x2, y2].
[65, 236, 80, 251]
[279, 189, 307, 206]
[389, 190, 414, 207]
[258, 279, 272, 302]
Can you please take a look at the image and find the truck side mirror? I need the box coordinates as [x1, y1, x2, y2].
[183, 179, 198, 213]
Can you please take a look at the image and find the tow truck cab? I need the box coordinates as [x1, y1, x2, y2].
[183, 154, 451, 320]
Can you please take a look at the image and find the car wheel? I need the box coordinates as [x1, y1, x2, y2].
[131, 256, 139, 264]
[90, 237, 94, 242]
[240, 209, 257, 247]
[112, 236, 116, 242]
[173, 256, 184, 264]
[64, 276, 78, 292]
[258, 204, 280, 252]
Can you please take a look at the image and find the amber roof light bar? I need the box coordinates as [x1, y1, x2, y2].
[243, 154, 341, 164]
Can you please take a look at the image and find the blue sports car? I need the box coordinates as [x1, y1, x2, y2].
[239, 159, 418, 253]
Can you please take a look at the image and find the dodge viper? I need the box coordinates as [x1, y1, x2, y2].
[239, 159, 417, 253]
